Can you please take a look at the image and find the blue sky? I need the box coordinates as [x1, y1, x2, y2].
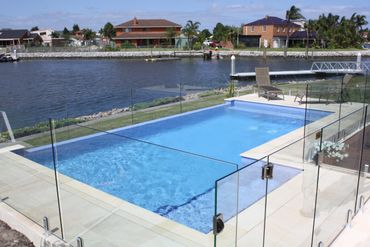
[1, 0, 369, 30]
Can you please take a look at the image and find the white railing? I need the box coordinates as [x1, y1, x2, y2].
[311, 61, 370, 74]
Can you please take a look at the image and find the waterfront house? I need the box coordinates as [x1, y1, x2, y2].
[23, 33, 43, 47]
[0, 29, 29, 47]
[241, 16, 301, 48]
[113, 18, 182, 48]
[30, 29, 54, 46]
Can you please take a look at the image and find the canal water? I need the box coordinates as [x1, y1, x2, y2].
[0, 56, 366, 128]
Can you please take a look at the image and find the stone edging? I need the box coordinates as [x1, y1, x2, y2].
[16, 50, 370, 59]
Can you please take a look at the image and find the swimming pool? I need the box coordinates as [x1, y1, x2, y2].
[17, 101, 331, 233]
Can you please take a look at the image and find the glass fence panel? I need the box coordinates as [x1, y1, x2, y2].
[312, 108, 365, 246]
[0, 120, 63, 239]
[214, 157, 266, 247]
[235, 157, 268, 247]
[132, 82, 182, 124]
[304, 77, 342, 137]
[344, 74, 364, 104]
[358, 106, 370, 208]
[265, 132, 318, 247]
[0, 111, 14, 144]
[214, 170, 239, 247]
[25, 123, 238, 246]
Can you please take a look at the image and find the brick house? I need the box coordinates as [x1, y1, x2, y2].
[241, 16, 301, 48]
[113, 18, 181, 48]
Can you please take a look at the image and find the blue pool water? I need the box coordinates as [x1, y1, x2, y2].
[17, 101, 330, 233]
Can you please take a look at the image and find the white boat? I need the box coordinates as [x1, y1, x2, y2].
[0, 53, 19, 63]
[145, 57, 181, 62]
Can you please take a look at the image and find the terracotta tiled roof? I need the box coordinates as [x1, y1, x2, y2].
[115, 18, 181, 28]
[245, 16, 300, 27]
[113, 32, 169, 40]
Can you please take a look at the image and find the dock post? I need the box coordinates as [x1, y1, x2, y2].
[231, 55, 236, 76]
[357, 52, 362, 71]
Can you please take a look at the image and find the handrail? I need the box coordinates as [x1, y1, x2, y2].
[311, 61, 370, 73]
[0, 111, 15, 143]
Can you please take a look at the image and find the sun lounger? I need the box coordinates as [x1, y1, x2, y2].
[255, 67, 284, 100]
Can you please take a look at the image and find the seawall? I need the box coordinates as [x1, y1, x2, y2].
[17, 50, 370, 59]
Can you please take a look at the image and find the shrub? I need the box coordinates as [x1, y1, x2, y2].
[120, 41, 136, 49]
[193, 42, 202, 50]
[234, 43, 246, 49]
[103, 46, 120, 51]
[227, 81, 237, 97]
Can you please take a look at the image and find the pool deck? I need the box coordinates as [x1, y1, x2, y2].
[0, 94, 369, 246]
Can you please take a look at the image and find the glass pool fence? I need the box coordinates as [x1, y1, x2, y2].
[0, 71, 369, 246]
[214, 105, 370, 247]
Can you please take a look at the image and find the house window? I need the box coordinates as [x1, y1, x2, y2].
[263, 25, 267, 32]
[277, 27, 280, 32]
[125, 28, 131, 33]
[289, 28, 292, 33]
[282, 28, 286, 32]
[251, 26, 255, 32]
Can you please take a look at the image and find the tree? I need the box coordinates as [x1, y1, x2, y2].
[352, 13, 368, 32]
[72, 24, 80, 34]
[213, 23, 228, 42]
[284, 5, 304, 57]
[165, 27, 176, 46]
[312, 13, 367, 49]
[197, 29, 212, 44]
[51, 32, 60, 38]
[101, 22, 116, 39]
[182, 20, 200, 49]
[30, 26, 39, 31]
[62, 27, 70, 39]
[83, 29, 96, 40]
[227, 26, 242, 46]
[304, 20, 315, 58]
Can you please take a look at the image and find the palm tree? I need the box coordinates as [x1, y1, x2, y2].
[284, 5, 304, 57]
[351, 13, 368, 32]
[165, 27, 176, 47]
[304, 20, 315, 59]
[310, 12, 367, 49]
[182, 20, 200, 50]
[227, 26, 241, 47]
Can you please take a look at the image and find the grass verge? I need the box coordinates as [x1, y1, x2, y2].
[24, 93, 230, 147]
